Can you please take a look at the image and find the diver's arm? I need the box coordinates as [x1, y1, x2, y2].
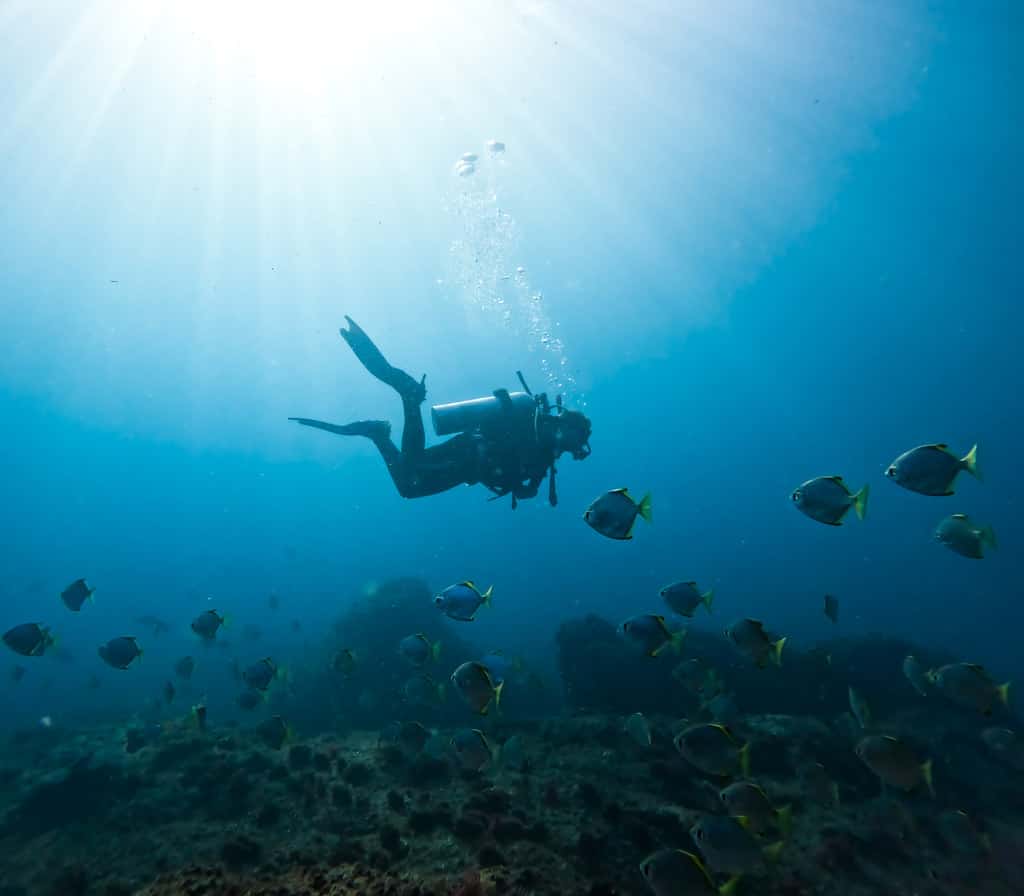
[513, 472, 544, 500]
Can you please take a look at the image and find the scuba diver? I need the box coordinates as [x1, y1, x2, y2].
[290, 316, 591, 507]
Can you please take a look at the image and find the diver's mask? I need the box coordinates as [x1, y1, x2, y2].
[552, 410, 592, 460]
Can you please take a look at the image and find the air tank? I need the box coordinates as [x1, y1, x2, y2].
[431, 391, 534, 436]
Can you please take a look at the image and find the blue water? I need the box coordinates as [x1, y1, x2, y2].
[0, 1, 1019, 729]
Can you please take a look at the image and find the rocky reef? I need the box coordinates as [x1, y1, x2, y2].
[0, 611, 1020, 895]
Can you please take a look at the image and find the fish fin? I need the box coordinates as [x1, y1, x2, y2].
[702, 589, 715, 612]
[482, 586, 493, 607]
[961, 443, 980, 480]
[220, 614, 232, 628]
[734, 815, 751, 831]
[771, 637, 787, 667]
[852, 483, 869, 521]
[921, 759, 935, 798]
[431, 640, 442, 662]
[980, 524, 997, 549]
[828, 475, 845, 483]
[611, 487, 629, 494]
[738, 742, 751, 778]
[669, 629, 687, 654]
[776, 804, 793, 839]
[493, 680, 504, 708]
[718, 876, 742, 896]
[997, 681, 1011, 706]
[637, 492, 653, 523]
[952, 513, 968, 520]
[762, 841, 785, 863]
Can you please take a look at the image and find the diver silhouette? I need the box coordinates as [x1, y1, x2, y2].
[290, 317, 591, 507]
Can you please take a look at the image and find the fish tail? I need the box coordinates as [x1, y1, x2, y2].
[431, 640, 442, 661]
[738, 742, 751, 778]
[997, 681, 1011, 706]
[669, 629, 687, 654]
[493, 679, 505, 708]
[771, 637, 787, 667]
[221, 614, 232, 628]
[763, 841, 785, 864]
[702, 589, 715, 613]
[718, 875, 742, 896]
[853, 483, 869, 520]
[637, 492, 653, 523]
[921, 759, 935, 798]
[980, 524, 997, 550]
[962, 443, 981, 480]
[776, 804, 793, 839]
[482, 586, 493, 607]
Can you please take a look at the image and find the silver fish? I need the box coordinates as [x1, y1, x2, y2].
[885, 443, 979, 496]
[935, 514, 996, 559]
[583, 488, 652, 540]
[791, 476, 868, 525]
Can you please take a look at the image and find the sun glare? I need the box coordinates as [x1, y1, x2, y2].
[172, 0, 440, 89]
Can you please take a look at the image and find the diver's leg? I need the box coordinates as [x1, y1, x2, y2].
[289, 417, 391, 440]
[339, 316, 426, 403]
[290, 416, 419, 497]
[400, 396, 426, 456]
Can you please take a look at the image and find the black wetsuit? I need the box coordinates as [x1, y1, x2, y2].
[290, 317, 558, 504]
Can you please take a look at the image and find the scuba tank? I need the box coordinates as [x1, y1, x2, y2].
[431, 390, 535, 436]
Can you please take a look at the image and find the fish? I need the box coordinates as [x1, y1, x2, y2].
[724, 619, 786, 668]
[848, 687, 872, 729]
[935, 809, 991, 855]
[451, 728, 493, 771]
[660, 581, 715, 618]
[451, 661, 504, 715]
[191, 609, 227, 640]
[855, 735, 933, 796]
[979, 727, 1024, 769]
[885, 443, 979, 496]
[690, 814, 783, 875]
[332, 648, 358, 677]
[583, 488, 652, 540]
[10, 665, 26, 684]
[486, 140, 505, 153]
[175, 656, 196, 680]
[672, 658, 708, 692]
[434, 582, 492, 621]
[625, 712, 652, 746]
[191, 703, 207, 731]
[401, 673, 446, 706]
[719, 781, 792, 837]
[823, 594, 839, 623]
[163, 680, 175, 703]
[674, 723, 751, 777]
[398, 633, 442, 667]
[619, 614, 686, 658]
[237, 689, 263, 710]
[928, 663, 1010, 716]
[255, 715, 290, 750]
[790, 476, 868, 525]
[935, 514, 997, 559]
[396, 720, 431, 754]
[135, 615, 171, 637]
[902, 655, 930, 695]
[702, 692, 740, 726]
[60, 578, 95, 612]
[639, 848, 727, 896]
[2, 623, 56, 657]
[98, 637, 142, 670]
[242, 657, 282, 692]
